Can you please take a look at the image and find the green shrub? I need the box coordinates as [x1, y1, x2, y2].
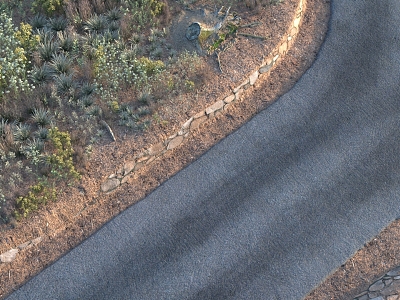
[14, 22, 40, 56]
[15, 179, 56, 218]
[47, 127, 80, 180]
[31, 0, 64, 16]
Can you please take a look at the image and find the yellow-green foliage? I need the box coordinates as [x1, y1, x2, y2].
[32, 0, 64, 15]
[14, 22, 40, 55]
[149, 0, 164, 17]
[47, 127, 81, 180]
[136, 57, 165, 76]
[15, 180, 57, 218]
[109, 100, 120, 112]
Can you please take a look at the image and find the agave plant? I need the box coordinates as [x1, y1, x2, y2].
[38, 39, 58, 62]
[35, 126, 49, 140]
[13, 123, 31, 142]
[57, 31, 75, 52]
[49, 53, 73, 75]
[80, 82, 96, 97]
[48, 16, 68, 32]
[78, 95, 94, 108]
[31, 108, 53, 126]
[83, 14, 108, 34]
[0, 118, 8, 136]
[30, 64, 54, 86]
[137, 106, 151, 117]
[108, 21, 120, 32]
[106, 8, 122, 22]
[138, 90, 153, 105]
[31, 14, 48, 30]
[54, 73, 75, 95]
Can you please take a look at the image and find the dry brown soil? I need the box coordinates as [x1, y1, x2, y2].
[2, 0, 398, 299]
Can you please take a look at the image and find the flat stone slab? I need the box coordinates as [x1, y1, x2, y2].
[206, 100, 224, 115]
[167, 135, 184, 150]
[101, 178, 121, 193]
[0, 249, 18, 263]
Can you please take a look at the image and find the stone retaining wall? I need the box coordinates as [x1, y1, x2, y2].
[100, 0, 306, 193]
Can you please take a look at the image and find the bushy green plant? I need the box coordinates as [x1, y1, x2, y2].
[31, 14, 48, 30]
[14, 22, 41, 56]
[15, 179, 56, 218]
[49, 53, 73, 74]
[46, 127, 80, 180]
[0, 12, 34, 97]
[122, 0, 164, 29]
[30, 63, 54, 85]
[31, 107, 53, 126]
[57, 31, 75, 52]
[31, 0, 64, 16]
[48, 16, 68, 32]
[83, 14, 108, 34]
[13, 123, 31, 142]
[38, 38, 58, 61]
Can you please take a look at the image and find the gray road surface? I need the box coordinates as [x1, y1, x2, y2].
[6, 0, 400, 299]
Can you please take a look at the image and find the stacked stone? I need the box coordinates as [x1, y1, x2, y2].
[354, 266, 400, 300]
[101, 0, 305, 193]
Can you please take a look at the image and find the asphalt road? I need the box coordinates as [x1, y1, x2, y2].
[6, 0, 400, 299]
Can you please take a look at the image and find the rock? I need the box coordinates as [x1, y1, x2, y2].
[123, 160, 136, 175]
[294, 16, 301, 28]
[259, 63, 273, 74]
[384, 278, 393, 286]
[381, 279, 400, 296]
[357, 294, 369, 300]
[137, 156, 149, 163]
[369, 297, 384, 300]
[186, 22, 201, 40]
[233, 79, 249, 93]
[148, 142, 165, 156]
[167, 135, 184, 150]
[18, 241, 32, 250]
[190, 115, 208, 130]
[249, 70, 259, 85]
[134, 161, 145, 172]
[387, 295, 399, 300]
[182, 117, 193, 130]
[369, 280, 384, 292]
[354, 291, 368, 298]
[279, 41, 288, 55]
[101, 178, 120, 193]
[121, 175, 130, 184]
[205, 100, 224, 115]
[193, 110, 205, 119]
[31, 236, 42, 245]
[235, 88, 243, 101]
[0, 248, 18, 263]
[290, 26, 298, 37]
[223, 94, 235, 104]
[387, 266, 400, 276]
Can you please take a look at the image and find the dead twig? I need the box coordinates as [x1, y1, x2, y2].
[237, 33, 267, 40]
[215, 51, 223, 73]
[100, 120, 116, 142]
[238, 21, 262, 28]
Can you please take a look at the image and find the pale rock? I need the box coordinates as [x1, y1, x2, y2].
[101, 178, 120, 192]
[167, 135, 184, 150]
[0, 249, 18, 263]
